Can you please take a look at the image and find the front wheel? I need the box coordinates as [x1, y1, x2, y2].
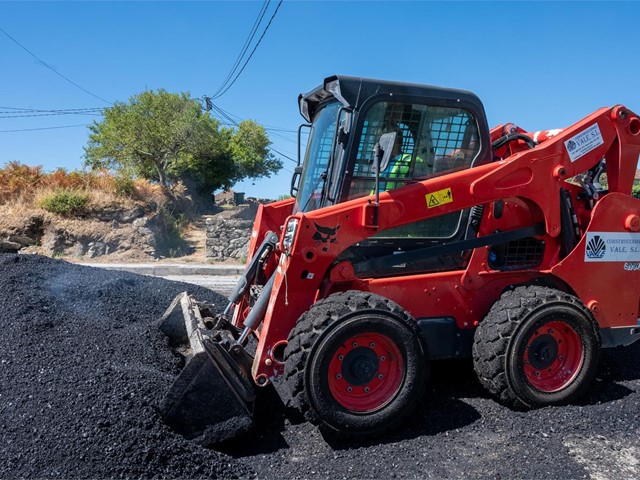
[473, 286, 600, 409]
[283, 291, 428, 437]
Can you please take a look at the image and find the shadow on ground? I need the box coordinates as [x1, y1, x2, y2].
[219, 342, 640, 457]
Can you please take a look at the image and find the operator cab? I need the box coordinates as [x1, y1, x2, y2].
[293, 76, 492, 276]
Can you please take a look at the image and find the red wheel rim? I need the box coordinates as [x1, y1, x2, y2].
[523, 320, 584, 392]
[327, 332, 404, 412]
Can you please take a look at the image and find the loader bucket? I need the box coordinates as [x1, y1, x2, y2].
[158, 293, 256, 445]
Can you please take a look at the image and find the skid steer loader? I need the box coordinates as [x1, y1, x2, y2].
[159, 75, 640, 443]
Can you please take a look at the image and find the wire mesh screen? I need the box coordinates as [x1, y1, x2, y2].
[347, 101, 479, 238]
[489, 238, 545, 270]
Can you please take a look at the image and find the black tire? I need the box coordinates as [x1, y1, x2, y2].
[282, 291, 428, 437]
[473, 285, 600, 409]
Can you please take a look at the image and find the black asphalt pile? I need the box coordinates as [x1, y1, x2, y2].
[0, 253, 251, 479]
[4, 252, 640, 479]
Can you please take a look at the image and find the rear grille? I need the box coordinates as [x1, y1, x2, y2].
[489, 238, 544, 271]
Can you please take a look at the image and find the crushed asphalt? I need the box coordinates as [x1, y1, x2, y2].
[2, 253, 640, 479]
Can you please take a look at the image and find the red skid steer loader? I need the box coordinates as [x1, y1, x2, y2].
[159, 75, 640, 443]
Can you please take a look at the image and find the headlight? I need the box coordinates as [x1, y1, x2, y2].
[282, 218, 299, 253]
[325, 78, 347, 106]
[299, 98, 310, 122]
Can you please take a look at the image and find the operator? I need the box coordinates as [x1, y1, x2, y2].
[380, 129, 424, 191]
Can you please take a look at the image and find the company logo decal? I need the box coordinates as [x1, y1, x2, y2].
[585, 235, 606, 259]
[584, 232, 640, 263]
[312, 222, 340, 252]
[564, 124, 604, 162]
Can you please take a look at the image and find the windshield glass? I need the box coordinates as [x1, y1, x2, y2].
[295, 101, 341, 213]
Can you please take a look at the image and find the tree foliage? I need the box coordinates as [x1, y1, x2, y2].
[84, 89, 282, 192]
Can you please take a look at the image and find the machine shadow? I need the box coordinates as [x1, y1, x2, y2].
[322, 395, 481, 450]
[577, 341, 640, 405]
[220, 343, 640, 456]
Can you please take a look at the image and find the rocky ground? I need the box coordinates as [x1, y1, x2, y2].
[1, 253, 640, 479]
[0, 203, 254, 264]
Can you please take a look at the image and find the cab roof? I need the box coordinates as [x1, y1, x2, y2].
[298, 75, 485, 122]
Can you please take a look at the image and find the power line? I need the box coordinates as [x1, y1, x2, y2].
[0, 26, 112, 105]
[211, 0, 271, 99]
[213, 105, 297, 134]
[209, 103, 297, 164]
[0, 111, 103, 119]
[0, 124, 89, 133]
[0, 106, 103, 113]
[211, 0, 284, 99]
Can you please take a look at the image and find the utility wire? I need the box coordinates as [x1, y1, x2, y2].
[211, 0, 271, 99]
[214, 104, 296, 133]
[210, 103, 297, 163]
[0, 26, 112, 105]
[211, 0, 284, 99]
[0, 106, 103, 113]
[211, 104, 296, 143]
[0, 124, 89, 133]
[0, 112, 103, 119]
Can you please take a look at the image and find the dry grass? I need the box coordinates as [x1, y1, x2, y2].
[0, 161, 168, 213]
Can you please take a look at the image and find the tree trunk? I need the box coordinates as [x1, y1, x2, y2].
[156, 160, 168, 187]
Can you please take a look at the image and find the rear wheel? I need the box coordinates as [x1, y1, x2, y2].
[473, 286, 600, 408]
[283, 291, 428, 437]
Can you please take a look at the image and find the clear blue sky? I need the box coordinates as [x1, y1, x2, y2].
[1, 1, 639, 199]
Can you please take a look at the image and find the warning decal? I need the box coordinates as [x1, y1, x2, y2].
[426, 188, 453, 209]
[565, 123, 604, 163]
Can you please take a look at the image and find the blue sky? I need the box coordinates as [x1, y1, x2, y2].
[1, 1, 639, 199]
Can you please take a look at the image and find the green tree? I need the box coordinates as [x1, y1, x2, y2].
[84, 89, 282, 192]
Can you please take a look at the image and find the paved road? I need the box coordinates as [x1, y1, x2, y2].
[162, 274, 241, 297]
[80, 262, 243, 297]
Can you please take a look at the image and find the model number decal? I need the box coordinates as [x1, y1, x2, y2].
[565, 124, 604, 162]
[426, 188, 453, 209]
[624, 262, 640, 271]
[585, 232, 640, 262]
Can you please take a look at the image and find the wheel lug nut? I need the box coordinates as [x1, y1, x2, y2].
[347, 387, 352, 392]
[535, 371, 540, 376]
[336, 374, 342, 379]
[380, 356, 386, 361]
[338, 355, 344, 361]
[364, 387, 370, 392]
[548, 329, 554, 334]
[559, 355, 564, 361]
[378, 374, 384, 380]
[352, 342, 358, 348]
[370, 342, 375, 348]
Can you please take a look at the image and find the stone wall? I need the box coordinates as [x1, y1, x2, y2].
[205, 217, 252, 261]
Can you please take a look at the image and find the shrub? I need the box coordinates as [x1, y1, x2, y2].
[632, 184, 640, 199]
[37, 189, 90, 216]
[113, 175, 136, 197]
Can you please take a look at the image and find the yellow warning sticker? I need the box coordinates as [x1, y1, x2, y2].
[426, 188, 453, 209]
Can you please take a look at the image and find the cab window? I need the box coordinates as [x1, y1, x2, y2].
[347, 101, 480, 238]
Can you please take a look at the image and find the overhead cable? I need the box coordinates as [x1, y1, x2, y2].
[0, 124, 89, 133]
[209, 103, 297, 163]
[0, 111, 103, 119]
[211, 0, 284, 99]
[0, 106, 103, 113]
[210, 0, 271, 99]
[0, 26, 112, 105]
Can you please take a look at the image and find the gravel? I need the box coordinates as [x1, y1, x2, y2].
[2, 252, 640, 479]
